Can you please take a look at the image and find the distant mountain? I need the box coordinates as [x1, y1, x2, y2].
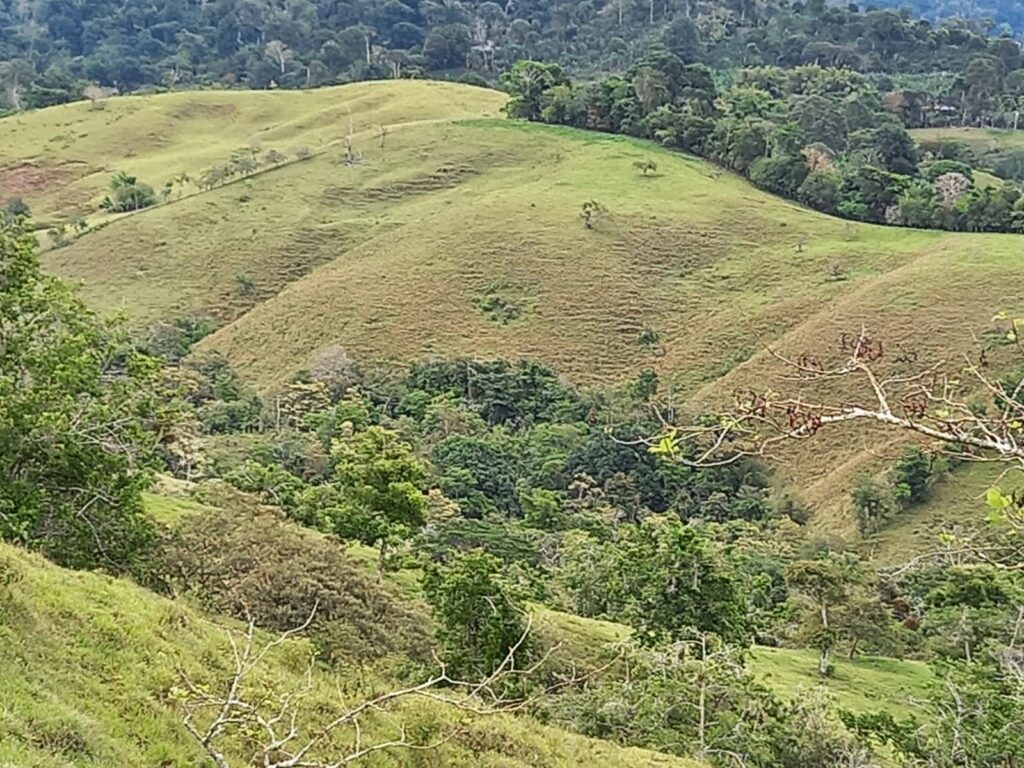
[855, 0, 1024, 36]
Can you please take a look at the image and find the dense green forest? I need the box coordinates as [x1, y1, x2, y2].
[502, 55, 1024, 232]
[867, 0, 1024, 37]
[0, 0, 1014, 107]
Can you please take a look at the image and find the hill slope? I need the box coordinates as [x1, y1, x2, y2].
[11, 80, 1022, 536]
[0, 539, 700, 768]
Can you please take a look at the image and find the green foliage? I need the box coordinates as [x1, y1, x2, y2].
[475, 291, 522, 324]
[99, 171, 156, 212]
[140, 313, 219, 362]
[423, 24, 472, 69]
[924, 159, 976, 182]
[2, 195, 29, 221]
[405, 358, 584, 427]
[552, 639, 879, 768]
[892, 446, 935, 505]
[432, 432, 520, 517]
[507, 54, 1021, 233]
[423, 549, 531, 678]
[331, 426, 430, 574]
[632, 159, 658, 175]
[852, 448, 941, 534]
[903, 564, 1024, 661]
[558, 519, 750, 646]
[786, 555, 885, 675]
[851, 474, 901, 534]
[183, 353, 264, 434]
[579, 199, 608, 229]
[0, 223, 164, 572]
[501, 61, 570, 121]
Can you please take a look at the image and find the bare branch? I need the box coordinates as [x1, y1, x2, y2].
[177, 610, 593, 768]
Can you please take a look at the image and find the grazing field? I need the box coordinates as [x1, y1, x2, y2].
[9, 81, 1023, 536]
[911, 126, 1024, 154]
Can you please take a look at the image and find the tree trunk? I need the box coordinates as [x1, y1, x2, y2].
[848, 638, 859, 660]
[818, 645, 830, 676]
[649, 0, 654, 24]
[376, 539, 387, 583]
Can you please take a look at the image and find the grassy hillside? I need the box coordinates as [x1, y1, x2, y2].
[0, 539, 702, 768]
[911, 126, 1024, 154]
[11, 81, 1023, 535]
[869, 461, 1024, 566]
[0, 80, 506, 222]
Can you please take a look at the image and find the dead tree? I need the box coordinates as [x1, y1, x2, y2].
[178, 610, 583, 767]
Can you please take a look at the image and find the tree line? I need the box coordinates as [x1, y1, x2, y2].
[504, 54, 1024, 233]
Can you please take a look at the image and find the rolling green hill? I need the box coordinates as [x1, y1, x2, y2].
[7, 80, 1022, 537]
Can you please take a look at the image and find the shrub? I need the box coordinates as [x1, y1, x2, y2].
[99, 171, 156, 212]
[851, 474, 899, 534]
[153, 501, 430, 663]
[924, 159, 975, 183]
[423, 549, 531, 678]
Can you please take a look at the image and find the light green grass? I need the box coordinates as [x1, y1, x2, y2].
[911, 126, 1024, 154]
[747, 647, 932, 720]
[17, 81, 1024, 535]
[142, 490, 213, 525]
[0, 540, 701, 768]
[0, 80, 506, 221]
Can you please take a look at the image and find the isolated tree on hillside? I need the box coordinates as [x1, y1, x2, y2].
[423, 549, 532, 678]
[100, 171, 156, 212]
[82, 83, 106, 107]
[0, 59, 34, 111]
[2, 196, 29, 221]
[580, 199, 607, 229]
[787, 556, 856, 676]
[331, 426, 430, 581]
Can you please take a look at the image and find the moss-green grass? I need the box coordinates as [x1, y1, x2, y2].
[0, 541, 702, 768]
[911, 126, 1024, 154]
[14, 80, 1024, 536]
[747, 647, 932, 720]
[0, 80, 506, 221]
